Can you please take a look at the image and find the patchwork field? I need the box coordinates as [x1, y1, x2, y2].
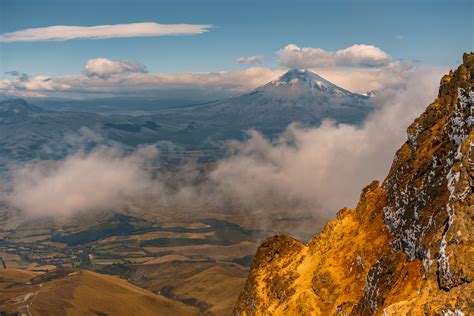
[0, 206, 322, 315]
[0, 202, 324, 315]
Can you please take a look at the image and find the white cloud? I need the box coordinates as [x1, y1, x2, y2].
[0, 22, 211, 43]
[237, 55, 263, 65]
[208, 66, 444, 213]
[278, 44, 391, 69]
[84, 58, 148, 79]
[2, 66, 446, 220]
[313, 61, 415, 94]
[7, 145, 161, 217]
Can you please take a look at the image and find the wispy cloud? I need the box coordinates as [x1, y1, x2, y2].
[237, 55, 263, 65]
[0, 22, 212, 43]
[278, 44, 391, 69]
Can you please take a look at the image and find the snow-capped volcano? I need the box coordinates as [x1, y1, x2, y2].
[150, 68, 375, 144]
[256, 69, 363, 98]
[0, 71, 374, 164]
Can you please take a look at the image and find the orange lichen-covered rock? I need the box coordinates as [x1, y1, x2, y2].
[235, 181, 391, 315]
[235, 53, 474, 315]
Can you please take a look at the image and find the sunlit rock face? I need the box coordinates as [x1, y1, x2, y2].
[234, 53, 473, 316]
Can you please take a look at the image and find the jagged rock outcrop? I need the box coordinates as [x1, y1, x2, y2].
[234, 53, 473, 315]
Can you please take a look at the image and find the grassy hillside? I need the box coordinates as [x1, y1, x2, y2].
[0, 268, 199, 315]
[130, 261, 248, 315]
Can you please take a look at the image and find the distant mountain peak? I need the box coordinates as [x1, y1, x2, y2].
[0, 98, 45, 124]
[257, 69, 363, 98]
[275, 69, 330, 84]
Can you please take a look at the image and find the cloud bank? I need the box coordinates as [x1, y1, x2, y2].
[278, 44, 391, 69]
[0, 60, 412, 99]
[0, 64, 284, 98]
[0, 22, 211, 42]
[84, 58, 148, 79]
[0, 44, 409, 99]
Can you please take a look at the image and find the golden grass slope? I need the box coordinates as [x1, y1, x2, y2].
[130, 261, 248, 315]
[0, 268, 199, 315]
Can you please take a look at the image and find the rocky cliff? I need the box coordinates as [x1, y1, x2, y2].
[234, 53, 473, 315]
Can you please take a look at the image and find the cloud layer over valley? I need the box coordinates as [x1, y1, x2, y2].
[208, 66, 443, 213]
[2, 65, 445, 219]
[6, 145, 161, 217]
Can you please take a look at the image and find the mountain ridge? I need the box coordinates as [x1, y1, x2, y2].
[0, 268, 199, 315]
[0, 70, 373, 166]
[0, 98, 47, 124]
[234, 53, 473, 315]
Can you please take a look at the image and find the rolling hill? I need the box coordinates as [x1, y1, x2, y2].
[0, 268, 199, 315]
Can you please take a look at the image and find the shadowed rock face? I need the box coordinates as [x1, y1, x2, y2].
[234, 53, 473, 315]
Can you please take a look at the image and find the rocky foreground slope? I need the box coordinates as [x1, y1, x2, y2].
[234, 54, 473, 315]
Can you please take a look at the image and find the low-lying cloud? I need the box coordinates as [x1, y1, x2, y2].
[208, 66, 443, 213]
[7, 145, 161, 217]
[278, 44, 391, 69]
[0, 22, 211, 42]
[3, 65, 445, 219]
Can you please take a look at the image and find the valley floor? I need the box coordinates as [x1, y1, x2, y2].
[0, 206, 324, 315]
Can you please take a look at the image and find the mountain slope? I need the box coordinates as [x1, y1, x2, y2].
[0, 70, 371, 166]
[0, 268, 199, 315]
[159, 69, 372, 140]
[257, 69, 358, 98]
[0, 98, 46, 124]
[129, 261, 249, 315]
[234, 54, 473, 315]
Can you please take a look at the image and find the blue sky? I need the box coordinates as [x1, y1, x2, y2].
[1, 0, 473, 77]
